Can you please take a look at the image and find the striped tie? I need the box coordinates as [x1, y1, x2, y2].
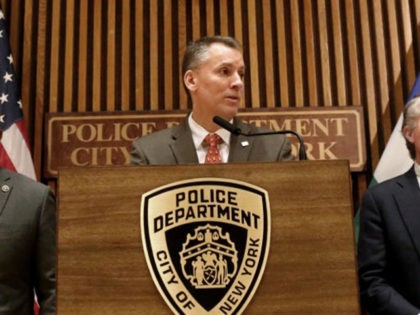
[204, 133, 222, 164]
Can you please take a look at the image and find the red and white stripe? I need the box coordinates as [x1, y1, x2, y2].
[0, 119, 36, 180]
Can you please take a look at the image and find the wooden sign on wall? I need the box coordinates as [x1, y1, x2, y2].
[45, 107, 365, 178]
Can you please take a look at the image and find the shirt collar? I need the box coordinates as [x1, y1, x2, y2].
[415, 162, 420, 177]
[188, 113, 231, 149]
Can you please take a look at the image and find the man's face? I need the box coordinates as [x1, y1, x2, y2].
[187, 43, 245, 122]
[403, 115, 420, 163]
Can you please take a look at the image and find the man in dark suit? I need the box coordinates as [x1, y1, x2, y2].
[358, 96, 420, 314]
[0, 131, 56, 314]
[131, 35, 292, 165]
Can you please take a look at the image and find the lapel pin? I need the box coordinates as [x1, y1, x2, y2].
[241, 140, 249, 147]
[1, 184, 10, 193]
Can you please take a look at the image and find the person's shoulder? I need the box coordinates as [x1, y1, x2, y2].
[235, 118, 272, 133]
[0, 167, 30, 183]
[133, 123, 182, 145]
[234, 118, 289, 144]
[367, 169, 411, 195]
[0, 168, 49, 192]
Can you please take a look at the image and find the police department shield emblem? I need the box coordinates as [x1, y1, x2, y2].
[140, 178, 270, 315]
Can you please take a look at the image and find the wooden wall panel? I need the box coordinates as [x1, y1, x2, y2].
[121, 0, 130, 111]
[64, 0, 75, 113]
[303, 0, 318, 107]
[149, 0, 158, 110]
[78, 0, 88, 112]
[33, 1, 48, 173]
[331, 1, 346, 106]
[290, 0, 303, 107]
[107, 0, 116, 111]
[317, 0, 333, 106]
[345, 1, 361, 105]
[275, 0, 289, 107]
[247, 0, 260, 108]
[1, 0, 420, 205]
[49, 0, 60, 113]
[135, 0, 144, 109]
[359, 0, 378, 169]
[177, 0, 187, 109]
[92, 0, 102, 111]
[164, 0, 173, 110]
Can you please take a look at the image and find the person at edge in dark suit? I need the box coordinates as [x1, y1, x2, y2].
[0, 131, 56, 314]
[131, 35, 293, 165]
[358, 96, 420, 314]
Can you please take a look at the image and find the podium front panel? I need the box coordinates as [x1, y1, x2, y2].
[57, 160, 359, 314]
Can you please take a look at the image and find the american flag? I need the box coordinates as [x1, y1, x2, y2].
[0, 9, 36, 179]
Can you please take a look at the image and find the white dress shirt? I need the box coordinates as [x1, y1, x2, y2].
[414, 162, 420, 188]
[188, 114, 231, 163]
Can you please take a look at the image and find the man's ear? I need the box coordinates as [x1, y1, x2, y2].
[403, 126, 415, 144]
[184, 70, 197, 92]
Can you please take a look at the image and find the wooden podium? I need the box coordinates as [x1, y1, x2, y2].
[57, 160, 360, 314]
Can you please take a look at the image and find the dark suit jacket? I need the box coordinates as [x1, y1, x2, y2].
[131, 117, 292, 164]
[0, 168, 56, 314]
[358, 166, 420, 315]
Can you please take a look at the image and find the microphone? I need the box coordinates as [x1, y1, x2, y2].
[213, 115, 307, 160]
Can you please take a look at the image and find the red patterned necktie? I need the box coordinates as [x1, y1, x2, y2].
[204, 133, 223, 164]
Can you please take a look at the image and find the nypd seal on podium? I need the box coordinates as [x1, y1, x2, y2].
[140, 178, 271, 314]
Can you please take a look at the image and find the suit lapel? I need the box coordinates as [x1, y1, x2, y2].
[229, 134, 253, 162]
[169, 121, 199, 164]
[394, 167, 420, 259]
[0, 169, 13, 217]
[168, 118, 258, 163]
[228, 120, 254, 162]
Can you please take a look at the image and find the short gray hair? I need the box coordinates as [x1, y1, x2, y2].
[402, 95, 420, 159]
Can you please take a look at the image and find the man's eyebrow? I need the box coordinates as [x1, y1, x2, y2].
[217, 62, 246, 70]
[217, 62, 234, 67]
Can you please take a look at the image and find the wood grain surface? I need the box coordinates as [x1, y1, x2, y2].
[57, 160, 359, 314]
